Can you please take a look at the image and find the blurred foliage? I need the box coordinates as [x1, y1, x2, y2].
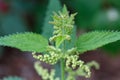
[92, 8, 120, 30]
[34, 0, 48, 33]
[2, 76, 25, 80]
[109, 0, 120, 8]
[61, 0, 102, 28]
[0, 14, 27, 34]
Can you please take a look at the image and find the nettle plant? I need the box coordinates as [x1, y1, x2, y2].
[1, 6, 120, 80]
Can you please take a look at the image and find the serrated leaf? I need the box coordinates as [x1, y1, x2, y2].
[76, 31, 120, 53]
[0, 32, 48, 53]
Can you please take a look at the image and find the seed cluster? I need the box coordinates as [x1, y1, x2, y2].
[66, 55, 91, 78]
[49, 6, 76, 48]
[32, 52, 60, 65]
[66, 55, 83, 69]
[34, 62, 60, 80]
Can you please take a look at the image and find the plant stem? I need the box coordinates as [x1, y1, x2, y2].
[61, 59, 65, 80]
[61, 41, 66, 80]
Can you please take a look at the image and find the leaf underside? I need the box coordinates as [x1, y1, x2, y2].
[76, 31, 120, 53]
[0, 32, 48, 53]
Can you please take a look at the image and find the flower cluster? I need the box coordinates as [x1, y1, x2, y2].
[34, 62, 60, 80]
[32, 52, 60, 65]
[49, 5, 76, 47]
[66, 55, 91, 78]
[32, 5, 99, 80]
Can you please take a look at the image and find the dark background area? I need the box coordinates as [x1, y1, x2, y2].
[0, 0, 120, 80]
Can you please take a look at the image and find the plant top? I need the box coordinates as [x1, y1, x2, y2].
[0, 5, 120, 80]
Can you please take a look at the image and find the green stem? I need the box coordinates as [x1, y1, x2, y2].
[61, 59, 65, 80]
[61, 41, 66, 80]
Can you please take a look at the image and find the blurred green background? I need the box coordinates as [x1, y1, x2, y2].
[0, 0, 120, 80]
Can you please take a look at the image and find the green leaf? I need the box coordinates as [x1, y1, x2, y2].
[42, 0, 61, 39]
[0, 32, 48, 53]
[56, 35, 67, 48]
[62, 5, 68, 14]
[76, 31, 120, 53]
[66, 26, 77, 49]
